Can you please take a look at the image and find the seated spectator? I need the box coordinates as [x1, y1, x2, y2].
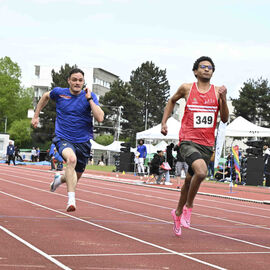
[98, 160, 105, 166]
[49, 143, 63, 171]
[145, 151, 172, 185]
[14, 146, 23, 161]
[215, 166, 231, 181]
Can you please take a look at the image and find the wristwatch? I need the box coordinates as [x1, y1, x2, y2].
[87, 97, 93, 101]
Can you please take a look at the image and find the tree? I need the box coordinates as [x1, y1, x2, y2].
[0, 56, 34, 134]
[129, 61, 170, 135]
[0, 57, 22, 131]
[232, 78, 270, 125]
[8, 119, 32, 148]
[99, 79, 140, 141]
[32, 63, 77, 145]
[95, 134, 114, 145]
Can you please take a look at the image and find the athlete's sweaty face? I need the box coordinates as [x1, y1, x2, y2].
[68, 72, 85, 94]
[194, 60, 214, 81]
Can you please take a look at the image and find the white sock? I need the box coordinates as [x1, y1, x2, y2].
[68, 192, 75, 202]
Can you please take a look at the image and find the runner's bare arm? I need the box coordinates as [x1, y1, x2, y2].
[31, 91, 51, 128]
[161, 83, 190, 136]
[217, 85, 229, 123]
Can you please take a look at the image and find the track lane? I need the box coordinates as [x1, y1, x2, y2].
[1, 166, 270, 269]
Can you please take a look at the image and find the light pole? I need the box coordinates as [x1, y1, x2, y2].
[2, 116, 7, 133]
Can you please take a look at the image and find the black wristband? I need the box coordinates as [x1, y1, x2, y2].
[87, 97, 93, 101]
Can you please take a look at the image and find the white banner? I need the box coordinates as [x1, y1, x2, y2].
[214, 121, 227, 168]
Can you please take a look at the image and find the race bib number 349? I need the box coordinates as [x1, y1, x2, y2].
[194, 112, 214, 128]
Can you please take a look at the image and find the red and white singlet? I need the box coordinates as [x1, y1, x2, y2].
[179, 82, 219, 147]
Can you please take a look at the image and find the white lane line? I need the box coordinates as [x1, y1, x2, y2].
[1, 177, 270, 251]
[51, 252, 172, 257]
[1, 173, 269, 231]
[76, 181, 270, 219]
[0, 190, 226, 270]
[82, 174, 266, 204]
[80, 176, 270, 211]
[2, 167, 270, 211]
[2, 170, 270, 221]
[0, 265, 45, 268]
[74, 186, 270, 231]
[0, 225, 71, 270]
[50, 251, 270, 257]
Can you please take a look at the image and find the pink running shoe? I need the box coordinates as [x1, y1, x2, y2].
[181, 206, 192, 228]
[171, 209, 181, 236]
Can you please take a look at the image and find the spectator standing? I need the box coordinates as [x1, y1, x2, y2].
[89, 150, 94, 165]
[49, 143, 57, 170]
[137, 139, 147, 176]
[174, 144, 188, 189]
[208, 151, 215, 179]
[263, 144, 270, 187]
[6, 141, 16, 165]
[36, 147, 40, 162]
[105, 153, 109, 166]
[31, 147, 37, 162]
[166, 143, 175, 174]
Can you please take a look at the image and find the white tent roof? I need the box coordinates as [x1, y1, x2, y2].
[145, 144, 158, 154]
[154, 140, 168, 151]
[226, 116, 270, 137]
[104, 141, 125, 152]
[90, 139, 107, 150]
[136, 117, 180, 140]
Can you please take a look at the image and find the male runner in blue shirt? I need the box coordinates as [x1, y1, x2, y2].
[32, 68, 104, 212]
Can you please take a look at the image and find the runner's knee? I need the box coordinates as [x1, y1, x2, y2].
[66, 155, 77, 166]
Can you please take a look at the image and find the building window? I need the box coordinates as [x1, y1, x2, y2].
[35, 66, 40, 77]
[93, 77, 110, 89]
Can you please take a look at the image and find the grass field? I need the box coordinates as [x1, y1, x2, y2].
[85, 164, 116, 172]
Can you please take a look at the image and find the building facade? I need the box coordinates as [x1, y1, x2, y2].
[32, 65, 119, 106]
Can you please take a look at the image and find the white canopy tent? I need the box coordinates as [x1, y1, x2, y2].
[136, 117, 180, 141]
[90, 139, 107, 150]
[226, 116, 270, 137]
[154, 140, 168, 151]
[104, 141, 125, 152]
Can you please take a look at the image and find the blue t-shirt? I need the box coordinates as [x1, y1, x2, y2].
[50, 87, 99, 143]
[137, 144, 147, 158]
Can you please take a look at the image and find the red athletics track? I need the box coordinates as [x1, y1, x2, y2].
[0, 164, 270, 270]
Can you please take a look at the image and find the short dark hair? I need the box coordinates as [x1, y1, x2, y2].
[192, 56, 215, 72]
[69, 68, 84, 78]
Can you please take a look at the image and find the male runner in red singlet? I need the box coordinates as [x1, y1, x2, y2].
[161, 56, 229, 236]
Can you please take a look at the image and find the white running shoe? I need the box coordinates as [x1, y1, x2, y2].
[165, 182, 173, 185]
[50, 174, 61, 192]
[66, 199, 76, 212]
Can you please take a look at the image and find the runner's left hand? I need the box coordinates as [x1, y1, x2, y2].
[218, 85, 227, 101]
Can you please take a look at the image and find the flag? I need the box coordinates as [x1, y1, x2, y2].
[232, 145, 241, 182]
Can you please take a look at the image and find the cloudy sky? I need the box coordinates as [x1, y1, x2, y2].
[1, 0, 270, 98]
